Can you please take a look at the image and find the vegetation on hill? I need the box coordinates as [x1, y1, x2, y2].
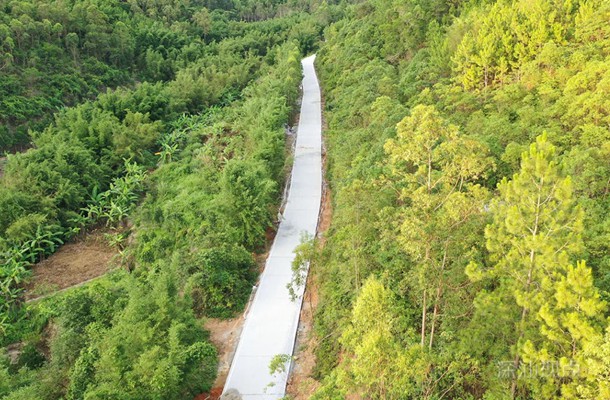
[3, 0, 609, 398]
[0, 0, 326, 151]
[312, 0, 610, 398]
[0, 0, 338, 398]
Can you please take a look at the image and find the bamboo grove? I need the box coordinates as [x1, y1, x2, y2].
[0, 0, 337, 398]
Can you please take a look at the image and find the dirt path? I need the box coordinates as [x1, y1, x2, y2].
[24, 230, 119, 301]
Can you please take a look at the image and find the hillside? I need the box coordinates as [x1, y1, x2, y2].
[0, 0, 323, 151]
[307, 0, 610, 399]
[2, 0, 610, 399]
[0, 0, 335, 398]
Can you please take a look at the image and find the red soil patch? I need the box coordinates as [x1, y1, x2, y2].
[193, 386, 223, 400]
[204, 316, 247, 398]
[23, 229, 119, 300]
[194, 386, 223, 400]
[285, 269, 321, 399]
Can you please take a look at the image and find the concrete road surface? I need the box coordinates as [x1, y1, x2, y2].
[221, 55, 322, 399]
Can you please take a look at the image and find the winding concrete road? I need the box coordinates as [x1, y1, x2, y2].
[222, 55, 322, 399]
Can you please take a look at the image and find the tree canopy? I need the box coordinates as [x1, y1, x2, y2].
[312, 0, 610, 398]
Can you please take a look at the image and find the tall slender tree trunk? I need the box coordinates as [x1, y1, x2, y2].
[429, 284, 441, 349]
[421, 152, 433, 348]
[421, 288, 427, 348]
[511, 185, 542, 398]
[354, 209, 361, 290]
[429, 248, 447, 349]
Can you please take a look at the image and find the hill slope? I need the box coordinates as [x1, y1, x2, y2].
[311, 0, 610, 398]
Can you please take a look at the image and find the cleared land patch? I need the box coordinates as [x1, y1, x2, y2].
[24, 230, 119, 300]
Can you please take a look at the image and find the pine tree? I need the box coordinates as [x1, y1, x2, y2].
[578, 325, 610, 399]
[337, 277, 421, 399]
[468, 134, 606, 399]
[522, 260, 606, 399]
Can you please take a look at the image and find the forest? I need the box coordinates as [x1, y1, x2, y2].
[309, 0, 610, 399]
[2, 0, 610, 399]
[0, 0, 335, 398]
[0, 0, 322, 150]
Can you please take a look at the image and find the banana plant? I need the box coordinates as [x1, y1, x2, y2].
[4, 258, 30, 285]
[64, 225, 82, 240]
[82, 203, 103, 220]
[89, 184, 104, 205]
[5, 245, 28, 263]
[156, 140, 179, 165]
[69, 213, 89, 228]
[0, 311, 9, 337]
[111, 180, 138, 204]
[102, 201, 130, 226]
[66, 214, 88, 239]
[104, 231, 129, 249]
[0, 273, 24, 301]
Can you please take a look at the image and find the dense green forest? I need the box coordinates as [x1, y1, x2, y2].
[3, 0, 610, 398]
[311, 0, 610, 399]
[0, 0, 338, 398]
[0, 0, 323, 150]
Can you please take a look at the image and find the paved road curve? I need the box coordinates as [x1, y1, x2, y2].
[222, 55, 322, 399]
